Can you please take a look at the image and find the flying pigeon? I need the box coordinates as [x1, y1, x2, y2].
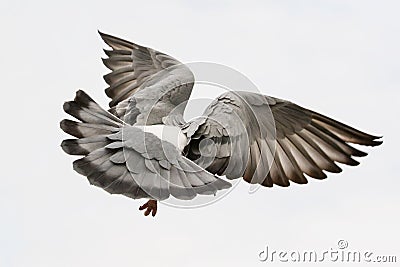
[60, 32, 382, 217]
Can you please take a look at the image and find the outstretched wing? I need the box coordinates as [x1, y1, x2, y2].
[60, 90, 231, 201]
[99, 32, 194, 125]
[183, 91, 382, 187]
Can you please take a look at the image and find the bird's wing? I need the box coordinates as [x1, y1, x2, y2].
[60, 90, 231, 200]
[99, 32, 194, 125]
[183, 91, 382, 187]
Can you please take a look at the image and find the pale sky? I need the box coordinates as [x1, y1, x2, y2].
[1, 1, 399, 266]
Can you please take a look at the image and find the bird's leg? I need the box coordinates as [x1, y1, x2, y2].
[139, 199, 158, 217]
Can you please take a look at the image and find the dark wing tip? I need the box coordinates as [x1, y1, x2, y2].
[59, 119, 69, 132]
[103, 49, 112, 57]
[348, 158, 360, 166]
[60, 119, 83, 138]
[74, 89, 94, 108]
[362, 133, 383, 146]
[98, 30, 111, 41]
[352, 149, 368, 157]
[101, 57, 112, 70]
[72, 157, 91, 176]
[310, 112, 383, 147]
[62, 90, 93, 116]
[370, 137, 383, 146]
[355, 136, 383, 147]
[97, 31, 135, 50]
[359, 136, 383, 147]
[60, 139, 71, 154]
[370, 134, 383, 140]
[330, 164, 343, 173]
[63, 101, 72, 113]
[60, 139, 75, 155]
[103, 72, 112, 85]
[61, 139, 89, 155]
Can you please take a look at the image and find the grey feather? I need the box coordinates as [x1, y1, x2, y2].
[99, 31, 194, 126]
[61, 87, 232, 201]
[61, 32, 382, 204]
[185, 91, 382, 187]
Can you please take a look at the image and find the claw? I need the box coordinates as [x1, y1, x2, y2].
[139, 199, 157, 217]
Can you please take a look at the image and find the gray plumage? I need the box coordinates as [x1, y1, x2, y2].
[183, 91, 381, 187]
[61, 90, 230, 201]
[60, 32, 382, 202]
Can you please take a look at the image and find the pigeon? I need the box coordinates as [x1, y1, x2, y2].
[60, 32, 382, 217]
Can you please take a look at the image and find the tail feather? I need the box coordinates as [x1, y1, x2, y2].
[73, 148, 114, 176]
[60, 119, 118, 138]
[64, 90, 123, 125]
[61, 135, 110, 155]
[60, 90, 123, 154]
[63, 101, 120, 127]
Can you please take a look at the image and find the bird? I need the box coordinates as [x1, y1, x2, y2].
[60, 31, 382, 217]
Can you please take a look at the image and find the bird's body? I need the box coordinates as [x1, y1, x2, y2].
[60, 32, 382, 216]
[137, 125, 188, 152]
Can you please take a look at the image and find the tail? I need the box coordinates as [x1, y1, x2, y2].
[60, 90, 123, 156]
[60, 90, 231, 201]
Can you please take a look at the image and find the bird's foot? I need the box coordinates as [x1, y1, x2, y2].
[139, 199, 158, 217]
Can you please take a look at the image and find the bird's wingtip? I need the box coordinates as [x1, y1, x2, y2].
[98, 30, 107, 39]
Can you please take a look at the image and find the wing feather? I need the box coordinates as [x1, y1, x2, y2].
[99, 32, 194, 125]
[184, 91, 382, 187]
[61, 90, 231, 200]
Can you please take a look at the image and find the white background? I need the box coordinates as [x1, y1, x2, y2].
[1, 0, 399, 266]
